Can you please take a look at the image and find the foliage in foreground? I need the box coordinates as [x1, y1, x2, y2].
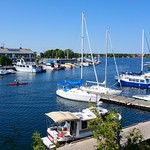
[88, 107, 122, 150]
[32, 131, 47, 150]
[88, 107, 150, 150]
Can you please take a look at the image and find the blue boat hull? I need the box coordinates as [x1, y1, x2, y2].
[120, 80, 150, 89]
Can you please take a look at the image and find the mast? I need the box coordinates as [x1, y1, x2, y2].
[81, 12, 84, 80]
[141, 29, 144, 73]
[104, 29, 108, 88]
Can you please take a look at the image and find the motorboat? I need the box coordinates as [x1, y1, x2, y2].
[43, 60, 65, 71]
[41, 107, 109, 148]
[132, 94, 150, 101]
[0, 69, 7, 75]
[14, 58, 44, 73]
[118, 72, 150, 89]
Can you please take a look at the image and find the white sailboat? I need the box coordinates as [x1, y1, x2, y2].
[118, 30, 150, 89]
[81, 29, 122, 95]
[56, 12, 101, 103]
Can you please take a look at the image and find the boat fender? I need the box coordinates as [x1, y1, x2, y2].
[58, 133, 63, 138]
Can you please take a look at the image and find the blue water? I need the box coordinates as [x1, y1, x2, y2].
[0, 58, 150, 150]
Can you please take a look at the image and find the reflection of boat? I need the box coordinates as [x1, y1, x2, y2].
[7, 82, 28, 86]
[41, 106, 108, 148]
[14, 58, 44, 73]
[132, 94, 150, 101]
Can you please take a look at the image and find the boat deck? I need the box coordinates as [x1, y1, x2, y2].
[100, 94, 150, 111]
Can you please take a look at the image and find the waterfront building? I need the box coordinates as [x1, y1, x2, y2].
[0, 47, 34, 62]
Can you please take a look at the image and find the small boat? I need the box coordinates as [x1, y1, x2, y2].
[7, 82, 28, 86]
[41, 107, 110, 148]
[0, 69, 7, 75]
[117, 30, 150, 89]
[14, 58, 44, 73]
[132, 94, 150, 101]
[117, 72, 150, 89]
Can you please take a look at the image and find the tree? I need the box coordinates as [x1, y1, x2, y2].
[56, 49, 64, 58]
[88, 107, 150, 150]
[32, 132, 47, 150]
[64, 49, 74, 58]
[122, 128, 150, 150]
[88, 107, 122, 150]
[0, 56, 12, 66]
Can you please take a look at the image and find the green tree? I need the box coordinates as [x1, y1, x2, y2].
[64, 49, 74, 58]
[32, 132, 47, 150]
[56, 49, 64, 58]
[0, 56, 12, 66]
[122, 128, 150, 150]
[88, 107, 122, 150]
[88, 107, 150, 150]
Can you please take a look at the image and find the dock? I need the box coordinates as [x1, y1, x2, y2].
[100, 94, 150, 111]
[57, 120, 150, 150]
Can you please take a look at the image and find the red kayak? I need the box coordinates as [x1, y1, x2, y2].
[7, 82, 28, 86]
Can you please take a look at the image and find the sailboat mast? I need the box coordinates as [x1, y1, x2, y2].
[105, 29, 108, 88]
[141, 29, 144, 73]
[81, 12, 84, 80]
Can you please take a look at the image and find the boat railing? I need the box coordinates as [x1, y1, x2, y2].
[85, 80, 105, 86]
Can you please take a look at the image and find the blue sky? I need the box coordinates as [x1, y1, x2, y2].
[0, 0, 150, 54]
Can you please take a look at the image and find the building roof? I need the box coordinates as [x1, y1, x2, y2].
[0, 48, 33, 54]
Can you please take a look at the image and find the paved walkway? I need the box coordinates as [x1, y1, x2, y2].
[57, 120, 150, 150]
[57, 138, 97, 150]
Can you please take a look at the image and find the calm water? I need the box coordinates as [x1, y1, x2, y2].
[0, 58, 150, 150]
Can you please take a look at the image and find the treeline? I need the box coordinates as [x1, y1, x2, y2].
[40, 49, 150, 58]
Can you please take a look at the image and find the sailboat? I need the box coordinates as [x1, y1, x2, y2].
[81, 29, 122, 95]
[118, 30, 150, 89]
[56, 12, 101, 103]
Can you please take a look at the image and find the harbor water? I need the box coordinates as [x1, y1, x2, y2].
[0, 58, 150, 150]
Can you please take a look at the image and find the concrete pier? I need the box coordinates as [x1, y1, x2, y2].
[57, 120, 150, 150]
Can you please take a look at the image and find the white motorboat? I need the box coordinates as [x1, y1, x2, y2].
[132, 94, 150, 101]
[14, 58, 43, 73]
[41, 107, 109, 148]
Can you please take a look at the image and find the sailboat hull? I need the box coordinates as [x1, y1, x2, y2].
[56, 88, 101, 103]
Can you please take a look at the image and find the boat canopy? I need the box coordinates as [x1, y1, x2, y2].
[45, 111, 79, 123]
[57, 81, 67, 86]
[66, 79, 82, 86]
[57, 79, 82, 86]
